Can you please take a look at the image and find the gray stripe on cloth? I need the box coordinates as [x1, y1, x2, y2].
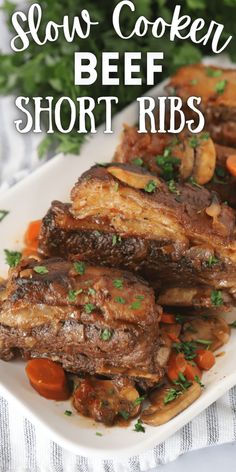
[128, 455, 141, 472]
[0, 397, 11, 470]
[229, 387, 236, 440]
[206, 401, 219, 445]
[153, 441, 165, 466]
[76, 455, 89, 472]
[24, 418, 38, 472]
[50, 441, 64, 472]
[103, 459, 115, 472]
[180, 422, 193, 454]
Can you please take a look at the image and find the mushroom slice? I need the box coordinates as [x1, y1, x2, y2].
[181, 316, 230, 352]
[172, 140, 194, 180]
[107, 166, 161, 190]
[73, 376, 141, 426]
[193, 136, 216, 185]
[141, 382, 201, 426]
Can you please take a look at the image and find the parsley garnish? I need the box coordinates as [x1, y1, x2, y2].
[74, 261, 86, 275]
[33, 266, 49, 274]
[164, 388, 182, 404]
[168, 179, 180, 195]
[133, 419, 145, 433]
[144, 180, 157, 193]
[88, 287, 96, 295]
[4, 249, 21, 268]
[173, 341, 197, 360]
[96, 432, 103, 437]
[100, 328, 113, 341]
[64, 410, 72, 416]
[112, 235, 122, 246]
[189, 136, 199, 148]
[133, 395, 146, 406]
[130, 300, 141, 310]
[206, 68, 222, 78]
[156, 148, 180, 180]
[190, 79, 198, 85]
[84, 303, 96, 313]
[196, 339, 212, 346]
[188, 177, 202, 188]
[0, 210, 9, 222]
[194, 375, 204, 388]
[206, 255, 219, 267]
[174, 372, 192, 390]
[119, 410, 130, 420]
[115, 296, 126, 304]
[215, 79, 227, 94]
[132, 157, 143, 166]
[113, 279, 123, 289]
[211, 290, 223, 306]
[68, 289, 83, 302]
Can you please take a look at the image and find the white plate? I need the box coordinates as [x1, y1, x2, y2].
[0, 79, 236, 459]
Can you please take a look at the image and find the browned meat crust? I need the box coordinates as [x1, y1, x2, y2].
[38, 165, 236, 308]
[168, 64, 236, 147]
[0, 258, 165, 386]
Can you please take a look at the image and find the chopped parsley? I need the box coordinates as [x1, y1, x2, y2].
[133, 395, 146, 406]
[188, 177, 202, 188]
[4, 249, 22, 268]
[130, 300, 141, 310]
[196, 339, 212, 346]
[206, 68, 222, 78]
[133, 419, 145, 433]
[211, 290, 223, 306]
[119, 410, 130, 420]
[156, 148, 180, 180]
[64, 410, 72, 416]
[113, 279, 123, 289]
[206, 255, 219, 267]
[88, 287, 96, 296]
[94, 231, 101, 237]
[74, 261, 86, 275]
[144, 180, 157, 193]
[68, 289, 83, 302]
[84, 303, 96, 314]
[190, 79, 198, 85]
[100, 328, 113, 341]
[173, 341, 197, 360]
[168, 179, 180, 195]
[164, 387, 182, 404]
[132, 157, 143, 166]
[115, 296, 126, 304]
[96, 432, 103, 437]
[112, 235, 122, 246]
[33, 265, 49, 274]
[215, 79, 227, 94]
[0, 210, 9, 222]
[174, 372, 192, 390]
[189, 136, 199, 148]
[194, 375, 204, 388]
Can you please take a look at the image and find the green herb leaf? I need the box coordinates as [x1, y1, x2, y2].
[211, 290, 223, 306]
[68, 289, 83, 302]
[133, 419, 145, 433]
[115, 296, 126, 304]
[119, 410, 130, 420]
[229, 321, 236, 328]
[4, 249, 21, 268]
[113, 279, 123, 289]
[144, 180, 157, 193]
[190, 79, 198, 85]
[164, 388, 182, 404]
[168, 179, 180, 195]
[206, 68, 222, 78]
[64, 410, 72, 416]
[33, 266, 49, 275]
[112, 235, 122, 246]
[130, 300, 141, 310]
[206, 255, 219, 267]
[133, 395, 146, 406]
[194, 375, 204, 387]
[96, 432, 103, 437]
[196, 339, 212, 346]
[100, 328, 113, 341]
[88, 287, 96, 296]
[215, 79, 228, 94]
[74, 261, 86, 275]
[189, 136, 199, 148]
[173, 341, 197, 360]
[84, 303, 96, 314]
[0, 210, 9, 222]
[132, 157, 144, 166]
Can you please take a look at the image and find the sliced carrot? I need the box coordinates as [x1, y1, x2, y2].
[167, 352, 187, 382]
[26, 358, 70, 401]
[24, 220, 42, 251]
[161, 313, 176, 324]
[168, 332, 180, 343]
[184, 362, 202, 381]
[226, 155, 236, 178]
[195, 349, 215, 371]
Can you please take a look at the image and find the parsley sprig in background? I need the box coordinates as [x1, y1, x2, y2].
[0, 0, 235, 157]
